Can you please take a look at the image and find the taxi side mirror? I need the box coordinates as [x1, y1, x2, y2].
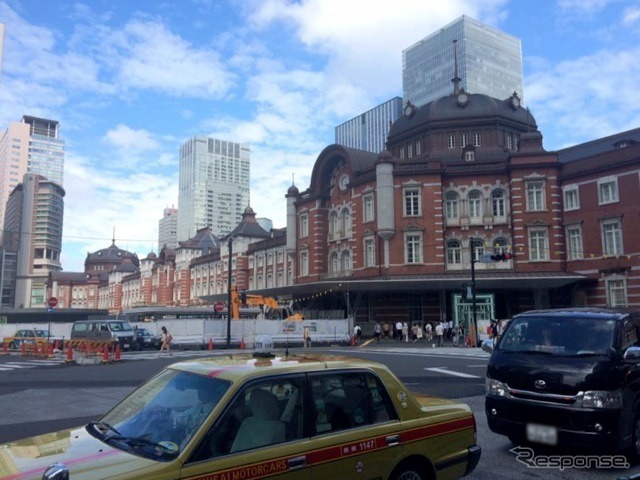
[623, 346, 640, 361]
[43, 462, 69, 480]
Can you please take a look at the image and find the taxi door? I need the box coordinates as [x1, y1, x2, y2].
[180, 375, 312, 480]
[307, 371, 404, 480]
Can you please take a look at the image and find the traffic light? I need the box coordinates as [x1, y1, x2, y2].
[490, 252, 513, 262]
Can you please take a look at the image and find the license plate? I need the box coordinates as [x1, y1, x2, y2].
[526, 423, 558, 445]
[124, 343, 130, 348]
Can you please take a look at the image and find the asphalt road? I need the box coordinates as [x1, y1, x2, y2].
[1, 342, 639, 480]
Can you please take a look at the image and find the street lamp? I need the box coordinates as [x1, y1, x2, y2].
[226, 237, 233, 348]
[469, 238, 480, 347]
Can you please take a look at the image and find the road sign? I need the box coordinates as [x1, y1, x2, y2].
[47, 296, 58, 308]
[479, 254, 493, 263]
[214, 301, 226, 313]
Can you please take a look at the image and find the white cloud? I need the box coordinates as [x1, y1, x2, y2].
[103, 124, 161, 154]
[623, 6, 640, 25]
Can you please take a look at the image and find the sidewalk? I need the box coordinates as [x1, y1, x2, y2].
[355, 337, 488, 354]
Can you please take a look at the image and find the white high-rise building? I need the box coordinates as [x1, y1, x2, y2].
[0, 116, 65, 231]
[158, 206, 178, 249]
[335, 97, 403, 153]
[403, 16, 524, 107]
[177, 136, 250, 241]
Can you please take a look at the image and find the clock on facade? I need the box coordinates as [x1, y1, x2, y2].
[339, 174, 350, 191]
[456, 91, 469, 107]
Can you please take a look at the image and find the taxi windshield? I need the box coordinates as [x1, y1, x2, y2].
[497, 315, 616, 356]
[92, 369, 230, 461]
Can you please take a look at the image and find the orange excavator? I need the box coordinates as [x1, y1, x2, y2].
[230, 287, 304, 321]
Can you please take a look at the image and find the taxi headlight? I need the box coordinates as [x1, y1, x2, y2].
[486, 378, 508, 397]
[581, 390, 623, 409]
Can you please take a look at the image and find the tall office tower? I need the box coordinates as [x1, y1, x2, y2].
[159, 206, 179, 249]
[0, 23, 5, 83]
[335, 97, 403, 153]
[2, 173, 65, 308]
[402, 15, 523, 107]
[0, 116, 65, 229]
[177, 136, 250, 241]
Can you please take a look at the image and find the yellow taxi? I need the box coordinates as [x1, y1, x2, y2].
[0, 351, 481, 479]
[2, 329, 52, 350]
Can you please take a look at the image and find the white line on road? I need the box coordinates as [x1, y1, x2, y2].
[424, 367, 481, 378]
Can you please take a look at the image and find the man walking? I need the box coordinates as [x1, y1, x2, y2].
[435, 322, 444, 347]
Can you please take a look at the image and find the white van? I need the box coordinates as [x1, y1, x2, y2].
[71, 319, 137, 350]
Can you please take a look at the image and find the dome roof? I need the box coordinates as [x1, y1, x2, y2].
[287, 184, 299, 196]
[85, 241, 140, 268]
[389, 92, 536, 141]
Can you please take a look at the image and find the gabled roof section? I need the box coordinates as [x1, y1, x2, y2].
[228, 206, 270, 239]
[178, 227, 221, 254]
[557, 127, 640, 163]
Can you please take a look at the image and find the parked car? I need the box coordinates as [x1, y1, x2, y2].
[486, 307, 640, 459]
[1, 351, 481, 479]
[134, 327, 161, 350]
[2, 329, 53, 350]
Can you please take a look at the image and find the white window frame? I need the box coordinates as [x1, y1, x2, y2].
[445, 192, 459, 220]
[563, 186, 580, 211]
[340, 250, 351, 274]
[340, 208, 351, 237]
[566, 224, 584, 260]
[363, 193, 375, 223]
[405, 232, 423, 264]
[329, 251, 339, 274]
[448, 134, 455, 149]
[300, 213, 309, 238]
[407, 143, 413, 158]
[464, 151, 475, 162]
[460, 133, 468, 147]
[473, 132, 481, 147]
[403, 187, 421, 217]
[447, 240, 462, 265]
[529, 227, 549, 261]
[468, 191, 483, 218]
[601, 218, 623, 255]
[364, 237, 375, 268]
[598, 177, 619, 205]
[606, 276, 627, 307]
[399, 146, 405, 159]
[329, 211, 339, 240]
[492, 190, 506, 217]
[299, 251, 308, 276]
[526, 179, 545, 211]
[415, 141, 421, 155]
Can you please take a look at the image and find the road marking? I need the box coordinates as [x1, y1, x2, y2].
[424, 367, 480, 378]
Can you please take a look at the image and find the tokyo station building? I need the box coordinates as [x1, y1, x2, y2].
[49, 88, 640, 329]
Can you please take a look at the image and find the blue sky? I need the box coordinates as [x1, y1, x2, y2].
[0, 0, 639, 272]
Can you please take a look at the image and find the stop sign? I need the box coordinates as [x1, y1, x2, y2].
[47, 296, 58, 308]
[213, 301, 225, 313]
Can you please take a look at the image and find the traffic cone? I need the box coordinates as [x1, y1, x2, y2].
[65, 344, 74, 363]
[350, 335, 355, 347]
[54, 340, 60, 351]
[240, 337, 245, 349]
[20, 342, 26, 356]
[103, 345, 110, 363]
[2, 341, 7, 355]
[208, 338, 213, 350]
[48, 343, 54, 357]
[114, 344, 121, 362]
[40, 342, 47, 357]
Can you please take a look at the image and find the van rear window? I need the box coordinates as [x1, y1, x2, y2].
[73, 323, 88, 332]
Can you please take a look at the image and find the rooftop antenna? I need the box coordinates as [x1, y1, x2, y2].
[112, 226, 116, 246]
[451, 39, 462, 95]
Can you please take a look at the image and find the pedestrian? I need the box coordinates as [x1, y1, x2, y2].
[402, 322, 409, 343]
[353, 324, 362, 345]
[373, 322, 382, 342]
[425, 323, 433, 341]
[417, 323, 424, 341]
[158, 326, 172, 356]
[435, 322, 444, 347]
[383, 322, 390, 340]
[303, 326, 311, 348]
[454, 324, 464, 347]
[411, 323, 418, 342]
[395, 321, 403, 342]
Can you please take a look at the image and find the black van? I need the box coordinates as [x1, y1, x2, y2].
[485, 308, 640, 457]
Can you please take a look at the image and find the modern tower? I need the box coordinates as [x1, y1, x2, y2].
[402, 15, 524, 107]
[158, 206, 179, 249]
[3, 173, 65, 308]
[177, 136, 250, 241]
[335, 97, 403, 153]
[0, 116, 65, 229]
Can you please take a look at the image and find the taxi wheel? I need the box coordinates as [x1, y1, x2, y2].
[390, 461, 426, 480]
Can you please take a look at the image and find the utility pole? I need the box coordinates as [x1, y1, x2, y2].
[226, 237, 233, 348]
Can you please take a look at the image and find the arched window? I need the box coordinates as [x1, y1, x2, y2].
[340, 208, 351, 237]
[341, 250, 351, 274]
[492, 190, 506, 217]
[329, 211, 339, 240]
[470, 238, 485, 262]
[445, 192, 459, 220]
[447, 239, 462, 264]
[468, 191, 482, 218]
[493, 237, 508, 255]
[329, 252, 339, 274]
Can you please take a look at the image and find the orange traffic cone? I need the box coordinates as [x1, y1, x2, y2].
[350, 335, 355, 346]
[240, 337, 245, 349]
[65, 344, 74, 363]
[114, 344, 121, 362]
[208, 338, 213, 350]
[20, 342, 26, 356]
[40, 342, 47, 357]
[54, 339, 60, 351]
[2, 341, 7, 355]
[103, 345, 110, 363]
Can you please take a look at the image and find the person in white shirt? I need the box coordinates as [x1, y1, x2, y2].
[435, 323, 444, 347]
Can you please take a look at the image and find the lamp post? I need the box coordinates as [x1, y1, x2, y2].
[226, 237, 233, 348]
[470, 239, 479, 347]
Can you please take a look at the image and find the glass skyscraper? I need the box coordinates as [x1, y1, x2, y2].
[402, 16, 523, 107]
[177, 136, 250, 241]
[335, 97, 403, 153]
